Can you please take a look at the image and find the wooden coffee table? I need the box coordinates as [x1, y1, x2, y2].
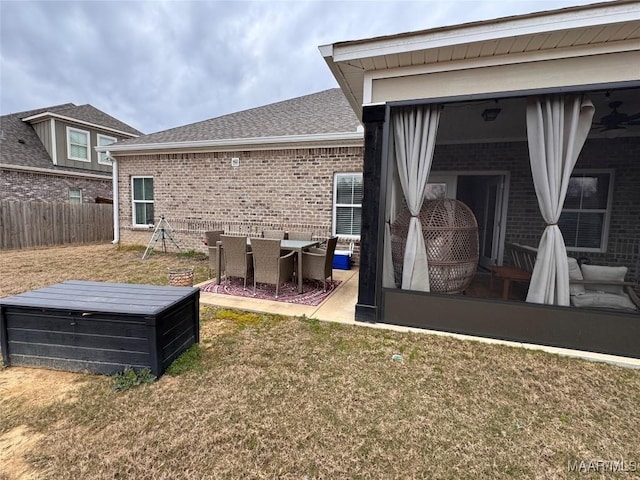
[490, 265, 532, 300]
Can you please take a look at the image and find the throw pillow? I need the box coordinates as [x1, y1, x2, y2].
[580, 264, 627, 295]
[567, 257, 585, 296]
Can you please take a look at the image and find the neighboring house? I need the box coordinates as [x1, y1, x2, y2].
[98, 89, 364, 253]
[1, 104, 142, 204]
[321, 1, 640, 358]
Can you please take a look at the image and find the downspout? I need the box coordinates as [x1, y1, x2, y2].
[109, 151, 120, 244]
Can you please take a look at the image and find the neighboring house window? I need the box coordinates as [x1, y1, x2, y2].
[97, 134, 116, 165]
[559, 170, 613, 252]
[132, 176, 154, 226]
[66, 126, 90, 162]
[333, 173, 363, 238]
[69, 188, 82, 204]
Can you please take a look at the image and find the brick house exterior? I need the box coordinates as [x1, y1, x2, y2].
[1, 104, 142, 204]
[116, 147, 363, 253]
[1, 168, 112, 204]
[102, 89, 365, 259]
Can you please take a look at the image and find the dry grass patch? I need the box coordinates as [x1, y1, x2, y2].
[0, 242, 208, 297]
[9, 316, 639, 480]
[0, 245, 639, 479]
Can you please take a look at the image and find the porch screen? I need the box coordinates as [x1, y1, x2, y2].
[525, 94, 594, 306]
[384, 105, 441, 292]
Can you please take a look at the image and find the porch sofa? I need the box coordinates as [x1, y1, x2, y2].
[507, 243, 638, 311]
[568, 258, 639, 312]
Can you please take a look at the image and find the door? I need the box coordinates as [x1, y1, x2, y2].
[479, 177, 503, 268]
[457, 175, 506, 269]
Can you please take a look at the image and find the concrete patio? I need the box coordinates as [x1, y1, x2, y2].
[198, 268, 359, 324]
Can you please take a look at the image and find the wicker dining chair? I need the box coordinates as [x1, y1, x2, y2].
[204, 230, 225, 278]
[220, 235, 253, 289]
[250, 238, 295, 298]
[262, 229, 286, 240]
[287, 231, 312, 241]
[301, 236, 338, 292]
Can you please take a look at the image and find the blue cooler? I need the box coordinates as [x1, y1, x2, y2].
[332, 249, 352, 270]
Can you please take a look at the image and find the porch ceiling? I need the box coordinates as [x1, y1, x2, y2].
[436, 86, 640, 143]
[320, 1, 640, 120]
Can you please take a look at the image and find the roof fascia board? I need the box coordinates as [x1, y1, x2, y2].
[361, 37, 640, 100]
[330, 3, 640, 62]
[22, 112, 139, 138]
[104, 140, 365, 157]
[320, 44, 367, 120]
[0, 163, 111, 180]
[97, 131, 364, 153]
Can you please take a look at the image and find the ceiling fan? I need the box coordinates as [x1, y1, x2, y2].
[593, 100, 640, 132]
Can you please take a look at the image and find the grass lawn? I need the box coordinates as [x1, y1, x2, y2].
[1, 243, 639, 479]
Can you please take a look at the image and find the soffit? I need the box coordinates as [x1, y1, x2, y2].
[322, 2, 640, 118]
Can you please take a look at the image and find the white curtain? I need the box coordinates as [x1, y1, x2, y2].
[525, 94, 595, 305]
[392, 105, 441, 291]
[383, 139, 402, 288]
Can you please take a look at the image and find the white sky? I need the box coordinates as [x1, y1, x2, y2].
[0, 0, 602, 134]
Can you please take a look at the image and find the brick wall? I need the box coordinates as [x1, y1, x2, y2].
[0, 169, 112, 203]
[432, 136, 640, 282]
[115, 147, 364, 260]
[115, 137, 637, 280]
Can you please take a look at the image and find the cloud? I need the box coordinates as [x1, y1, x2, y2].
[0, 0, 599, 134]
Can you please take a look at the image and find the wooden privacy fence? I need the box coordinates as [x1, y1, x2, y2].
[0, 200, 114, 249]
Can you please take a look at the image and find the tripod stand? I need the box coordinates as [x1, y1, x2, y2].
[142, 216, 182, 259]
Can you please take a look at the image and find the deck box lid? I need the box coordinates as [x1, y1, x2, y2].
[0, 280, 198, 316]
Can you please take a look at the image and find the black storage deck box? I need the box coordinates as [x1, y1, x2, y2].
[0, 280, 200, 377]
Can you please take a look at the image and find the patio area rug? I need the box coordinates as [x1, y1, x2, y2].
[200, 277, 341, 306]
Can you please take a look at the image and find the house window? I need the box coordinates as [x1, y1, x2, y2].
[66, 127, 90, 162]
[333, 173, 363, 238]
[559, 170, 613, 252]
[97, 134, 116, 165]
[69, 188, 82, 204]
[132, 176, 154, 227]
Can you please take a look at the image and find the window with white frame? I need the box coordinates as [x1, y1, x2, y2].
[69, 188, 82, 204]
[333, 173, 363, 238]
[132, 177, 154, 227]
[97, 134, 116, 165]
[559, 170, 614, 252]
[66, 127, 90, 162]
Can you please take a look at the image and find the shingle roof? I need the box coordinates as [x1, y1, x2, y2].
[119, 88, 360, 146]
[0, 103, 141, 172]
[1, 104, 71, 170]
[48, 104, 143, 136]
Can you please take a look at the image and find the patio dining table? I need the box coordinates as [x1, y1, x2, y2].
[215, 238, 320, 293]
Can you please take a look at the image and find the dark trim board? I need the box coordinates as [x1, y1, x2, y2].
[0, 281, 200, 376]
[382, 289, 640, 359]
[356, 105, 387, 323]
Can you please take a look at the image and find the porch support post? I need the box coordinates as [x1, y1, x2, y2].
[356, 105, 387, 323]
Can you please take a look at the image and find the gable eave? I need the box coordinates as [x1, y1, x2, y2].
[321, 1, 640, 110]
[21, 112, 140, 138]
[97, 131, 364, 156]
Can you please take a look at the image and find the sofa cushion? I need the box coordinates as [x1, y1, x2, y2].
[580, 264, 627, 295]
[570, 291, 637, 311]
[567, 257, 585, 296]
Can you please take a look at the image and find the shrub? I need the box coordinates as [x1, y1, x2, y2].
[112, 367, 156, 392]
